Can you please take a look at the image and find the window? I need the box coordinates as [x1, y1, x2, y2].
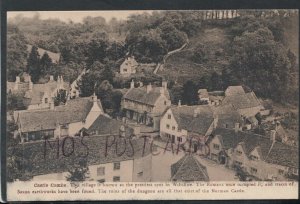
[166, 134, 171, 139]
[113, 176, 120, 182]
[164, 101, 167, 105]
[172, 126, 175, 130]
[166, 124, 170, 129]
[234, 161, 243, 167]
[97, 167, 105, 176]
[225, 124, 228, 128]
[123, 68, 127, 72]
[236, 150, 243, 155]
[177, 137, 182, 142]
[250, 155, 259, 160]
[45, 98, 48, 103]
[278, 169, 284, 175]
[138, 171, 143, 177]
[213, 144, 220, 150]
[167, 114, 171, 119]
[250, 167, 257, 174]
[98, 179, 105, 183]
[113, 162, 120, 170]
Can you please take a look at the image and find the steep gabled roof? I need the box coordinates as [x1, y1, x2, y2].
[87, 115, 123, 135]
[225, 86, 245, 96]
[222, 92, 262, 110]
[171, 105, 214, 135]
[211, 128, 298, 168]
[7, 136, 151, 177]
[212, 104, 243, 128]
[171, 154, 209, 181]
[15, 97, 103, 133]
[123, 86, 169, 106]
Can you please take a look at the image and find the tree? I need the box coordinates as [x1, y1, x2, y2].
[27, 45, 41, 83]
[40, 52, 53, 75]
[54, 89, 67, 106]
[66, 159, 89, 182]
[182, 80, 198, 105]
[192, 43, 207, 63]
[230, 27, 292, 102]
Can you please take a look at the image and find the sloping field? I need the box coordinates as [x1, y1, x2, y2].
[158, 28, 232, 84]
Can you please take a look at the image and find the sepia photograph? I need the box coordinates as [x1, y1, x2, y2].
[5, 9, 299, 200]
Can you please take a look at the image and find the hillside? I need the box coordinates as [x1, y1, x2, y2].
[158, 27, 232, 84]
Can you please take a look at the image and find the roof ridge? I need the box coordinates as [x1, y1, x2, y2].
[171, 154, 189, 180]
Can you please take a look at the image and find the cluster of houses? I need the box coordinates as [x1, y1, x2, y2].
[7, 70, 298, 182]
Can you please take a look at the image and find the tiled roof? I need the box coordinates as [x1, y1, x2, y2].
[171, 154, 209, 181]
[222, 92, 262, 110]
[171, 105, 214, 135]
[212, 104, 243, 128]
[24, 81, 69, 105]
[15, 97, 103, 133]
[87, 115, 123, 135]
[211, 128, 298, 168]
[198, 89, 209, 98]
[7, 136, 151, 177]
[123, 87, 169, 106]
[225, 86, 245, 96]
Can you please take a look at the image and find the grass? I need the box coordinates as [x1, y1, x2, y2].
[157, 27, 232, 84]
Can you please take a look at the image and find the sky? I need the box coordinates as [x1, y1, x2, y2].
[7, 11, 154, 23]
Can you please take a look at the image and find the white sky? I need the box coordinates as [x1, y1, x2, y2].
[7, 10, 154, 23]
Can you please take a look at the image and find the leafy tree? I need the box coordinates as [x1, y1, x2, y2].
[27, 45, 41, 83]
[192, 43, 207, 63]
[40, 52, 53, 75]
[7, 93, 26, 111]
[230, 27, 292, 102]
[182, 80, 198, 105]
[54, 89, 67, 106]
[66, 159, 89, 182]
[7, 24, 28, 81]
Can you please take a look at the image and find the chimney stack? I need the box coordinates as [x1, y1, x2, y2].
[160, 87, 165, 95]
[50, 75, 54, 81]
[270, 130, 276, 142]
[178, 100, 181, 107]
[146, 83, 152, 93]
[139, 81, 143, 87]
[234, 123, 240, 132]
[162, 81, 167, 90]
[130, 80, 135, 89]
[15, 76, 20, 83]
[92, 92, 97, 103]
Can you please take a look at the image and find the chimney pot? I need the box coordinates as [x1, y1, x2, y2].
[234, 123, 240, 132]
[162, 81, 167, 90]
[50, 75, 54, 81]
[15, 76, 20, 83]
[178, 100, 181, 107]
[130, 80, 135, 89]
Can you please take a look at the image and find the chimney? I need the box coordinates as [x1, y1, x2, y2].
[15, 76, 20, 83]
[160, 87, 165, 95]
[234, 123, 240, 132]
[130, 80, 135, 89]
[92, 92, 97, 103]
[50, 75, 54, 81]
[162, 81, 167, 90]
[122, 117, 127, 124]
[139, 81, 143, 87]
[29, 80, 33, 91]
[60, 75, 64, 84]
[178, 100, 181, 107]
[57, 76, 61, 83]
[275, 121, 280, 131]
[146, 83, 152, 93]
[270, 130, 276, 142]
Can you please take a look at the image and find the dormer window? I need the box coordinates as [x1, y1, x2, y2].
[167, 114, 171, 119]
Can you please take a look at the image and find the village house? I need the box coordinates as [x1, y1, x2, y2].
[7, 73, 33, 94]
[160, 104, 214, 145]
[198, 89, 224, 106]
[207, 127, 298, 181]
[212, 104, 243, 130]
[14, 94, 103, 143]
[69, 68, 89, 99]
[171, 154, 209, 181]
[121, 80, 171, 130]
[222, 86, 267, 120]
[27, 136, 152, 182]
[120, 56, 138, 77]
[23, 75, 69, 110]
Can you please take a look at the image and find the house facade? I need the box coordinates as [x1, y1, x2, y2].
[120, 56, 138, 77]
[121, 80, 171, 130]
[160, 105, 215, 145]
[14, 94, 104, 143]
[207, 127, 299, 181]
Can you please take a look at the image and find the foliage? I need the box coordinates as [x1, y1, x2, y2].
[182, 80, 198, 105]
[54, 89, 67, 106]
[192, 43, 207, 63]
[7, 92, 26, 111]
[40, 52, 53, 75]
[66, 159, 89, 182]
[27, 45, 41, 83]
